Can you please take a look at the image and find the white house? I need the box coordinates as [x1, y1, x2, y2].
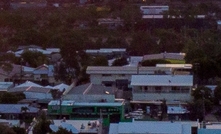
[86, 66, 173, 87]
[131, 75, 193, 102]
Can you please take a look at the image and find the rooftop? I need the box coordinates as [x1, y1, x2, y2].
[131, 75, 193, 86]
[67, 83, 114, 95]
[48, 100, 124, 107]
[109, 121, 199, 134]
[0, 104, 39, 113]
[86, 66, 172, 74]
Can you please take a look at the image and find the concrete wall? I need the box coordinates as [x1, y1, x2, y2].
[90, 74, 131, 85]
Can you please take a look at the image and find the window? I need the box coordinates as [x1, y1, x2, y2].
[155, 86, 162, 93]
[72, 107, 95, 113]
[171, 87, 180, 93]
[144, 86, 148, 92]
[102, 74, 111, 76]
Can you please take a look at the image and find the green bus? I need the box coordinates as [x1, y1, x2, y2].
[48, 100, 127, 126]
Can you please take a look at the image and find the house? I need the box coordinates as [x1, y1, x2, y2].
[142, 52, 186, 61]
[0, 104, 39, 120]
[86, 66, 174, 87]
[97, 18, 124, 29]
[197, 122, 221, 134]
[124, 56, 143, 67]
[8, 81, 53, 100]
[23, 87, 53, 100]
[63, 83, 115, 102]
[140, 6, 169, 15]
[109, 120, 198, 134]
[0, 82, 14, 92]
[156, 64, 192, 75]
[10, 0, 47, 9]
[130, 75, 193, 102]
[13, 46, 60, 58]
[50, 119, 102, 134]
[85, 48, 127, 58]
[33, 64, 55, 84]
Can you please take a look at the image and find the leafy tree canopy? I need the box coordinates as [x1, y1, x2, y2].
[51, 127, 72, 134]
[0, 124, 16, 134]
[112, 57, 128, 66]
[21, 50, 48, 68]
[33, 112, 52, 134]
[92, 56, 108, 66]
[0, 92, 25, 104]
[192, 86, 212, 101]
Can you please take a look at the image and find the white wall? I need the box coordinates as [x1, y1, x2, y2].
[90, 74, 131, 85]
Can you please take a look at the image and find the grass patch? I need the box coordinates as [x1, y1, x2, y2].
[166, 59, 185, 64]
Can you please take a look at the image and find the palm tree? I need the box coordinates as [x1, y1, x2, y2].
[20, 106, 29, 124]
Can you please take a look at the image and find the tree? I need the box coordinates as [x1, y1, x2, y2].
[187, 99, 204, 121]
[92, 56, 108, 66]
[129, 31, 157, 55]
[192, 86, 212, 101]
[33, 112, 52, 134]
[0, 92, 25, 104]
[191, 58, 220, 84]
[20, 106, 30, 123]
[12, 126, 26, 134]
[160, 99, 167, 120]
[0, 124, 16, 134]
[21, 50, 49, 68]
[54, 62, 69, 83]
[214, 84, 221, 104]
[112, 57, 128, 66]
[51, 127, 72, 134]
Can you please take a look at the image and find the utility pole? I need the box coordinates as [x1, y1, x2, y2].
[59, 98, 62, 119]
[201, 90, 206, 128]
[98, 109, 103, 134]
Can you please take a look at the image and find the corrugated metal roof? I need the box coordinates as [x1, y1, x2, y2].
[15, 81, 42, 88]
[131, 75, 193, 86]
[67, 83, 114, 95]
[0, 82, 13, 90]
[24, 87, 51, 93]
[143, 52, 185, 61]
[33, 64, 48, 75]
[114, 122, 185, 134]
